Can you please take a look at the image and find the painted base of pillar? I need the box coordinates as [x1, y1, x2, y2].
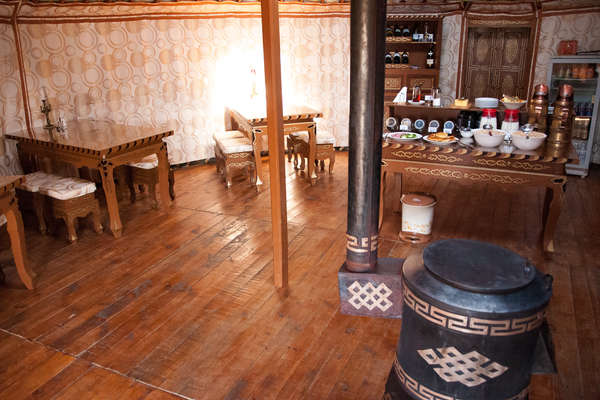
[338, 257, 404, 318]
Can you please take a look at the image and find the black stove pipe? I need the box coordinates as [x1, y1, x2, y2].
[346, 0, 387, 272]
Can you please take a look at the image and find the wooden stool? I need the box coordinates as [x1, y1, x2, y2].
[290, 131, 336, 174]
[213, 131, 255, 188]
[39, 176, 103, 243]
[16, 171, 58, 235]
[127, 155, 176, 209]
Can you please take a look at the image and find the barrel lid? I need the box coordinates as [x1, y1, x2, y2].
[401, 193, 436, 207]
[423, 239, 535, 294]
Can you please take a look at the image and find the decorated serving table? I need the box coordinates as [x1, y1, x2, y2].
[6, 120, 174, 238]
[381, 139, 577, 252]
[0, 175, 35, 289]
[226, 106, 323, 185]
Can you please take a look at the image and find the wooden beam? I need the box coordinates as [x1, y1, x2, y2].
[260, 0, 288, 289]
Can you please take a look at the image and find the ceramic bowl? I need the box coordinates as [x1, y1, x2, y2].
[474, 97, 499, 109]
[512, 130, 547, 151]
[501, 100, 527, 110]
[473, 129, 505, 147]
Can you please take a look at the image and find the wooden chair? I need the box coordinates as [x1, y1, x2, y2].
[213, 130, 255, 187]
[127, 155, 176, 208]
[38, 175, 103, 243]
[289, 131, 336, 174]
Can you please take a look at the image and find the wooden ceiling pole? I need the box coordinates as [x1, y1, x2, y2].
[260, 0, 289, 289]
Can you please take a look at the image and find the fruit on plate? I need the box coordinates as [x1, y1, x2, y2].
[402, 133, 417, 139]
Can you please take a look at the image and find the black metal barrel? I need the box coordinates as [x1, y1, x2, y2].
[385, 239, 553, 400]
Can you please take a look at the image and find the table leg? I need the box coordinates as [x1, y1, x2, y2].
[6, 198, 35, 289]
[99, 160, 123, 238]
[542, 179, 566, 253]
[253, 130, 264, 186]
[392, 172, 403, 213]
[308, 124, 317, 185]
[157, 142, 172, 211]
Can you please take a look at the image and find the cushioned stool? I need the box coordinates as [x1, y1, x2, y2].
[16, 171, 57, 234]
[127, 154, 175, 209]
[38, 176, 103, 242]
[290, 131, 336, 174]
[213, 131, 255, 188]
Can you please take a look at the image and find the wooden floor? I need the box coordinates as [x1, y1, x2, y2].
[0, 151, 598, 399]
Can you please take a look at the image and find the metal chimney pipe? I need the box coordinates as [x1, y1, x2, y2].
[346, 0, 387, 272]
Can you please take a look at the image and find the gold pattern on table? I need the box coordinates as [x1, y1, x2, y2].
[404, 167, 530, 184]
[403, 286, 546, 336]
[347, 281, 392, 312]
[393, 356, 528, 400]
[418, 347, 508, 387]
[391, 151, 463, 163]
[473, 158, 548, 171]
[346, 234, 378, 254]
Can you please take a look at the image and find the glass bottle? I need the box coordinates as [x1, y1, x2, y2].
[386, 24, 394, 38]
[385, 52, 393, 64]
[393, 52, 402, 64]
[412, 26, 420, 42]
[401, 51, 409, 64]
[394, 24, 402, 37]
[426, 46, 435, 69]
[402, 25, 411, 37]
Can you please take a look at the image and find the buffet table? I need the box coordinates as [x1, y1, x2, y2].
[380, 139, 577, 252]
[6, 120, 174, 238]
[0, 175, 35, 289]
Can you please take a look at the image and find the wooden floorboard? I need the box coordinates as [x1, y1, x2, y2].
[0, 152, 598, 399]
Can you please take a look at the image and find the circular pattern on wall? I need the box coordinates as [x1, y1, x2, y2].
[108, 27, 128, 49]
[140, 26, 157, 45]
[112, 63, 133, 82]
[143, 59, 161, 80]
[42, 32, 65, 54]
[83, 65, 103, 86]
[50, 69, 71, 91]
[77, 30, 97, 51]
[167, 24, 185, 44]
[0, 79, 18, 101]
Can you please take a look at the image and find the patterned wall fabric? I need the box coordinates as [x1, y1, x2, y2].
[0, 23, 26, 172]
[439, 14, 461, 102]
[17, 17, 349, 165]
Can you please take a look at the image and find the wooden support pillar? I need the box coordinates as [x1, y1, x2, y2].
[260, 0, 288, 289]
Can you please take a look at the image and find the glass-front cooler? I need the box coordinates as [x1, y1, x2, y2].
[548, 56, 600, 176]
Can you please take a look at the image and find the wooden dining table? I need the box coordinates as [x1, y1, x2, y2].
[6, 120, 174, 238]
[380, 138, 578, 253]
[0, 175, 35, 289]
[226, 105, 323, 185]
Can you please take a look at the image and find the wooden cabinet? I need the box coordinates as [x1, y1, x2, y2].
[384, 15, 443, 101]
[461, 26, 532, 100]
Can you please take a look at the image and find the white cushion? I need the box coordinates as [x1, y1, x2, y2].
[0, 214, 6, 226]
[129, 154, 158, 169]
[213, 130, 245, 142]
[296, 131, 335, 145]
[39, 176, 96, 200]
[216, 137, 253, 154]
[21, 171, 58, 193]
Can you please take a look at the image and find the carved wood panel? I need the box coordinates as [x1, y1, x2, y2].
[461, 26, 532, 100]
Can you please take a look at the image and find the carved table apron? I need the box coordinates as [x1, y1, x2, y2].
[227, 106, 323, 185]
[380, 141, 576, 253]
[6, 120, 174, 238]
[0, 175, 35, 289]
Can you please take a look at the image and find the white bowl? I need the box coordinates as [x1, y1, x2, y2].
[512, 131, 547, 151]
[501, 100, 527, 110]
[473, 129, 505, 148]
[475, 97, 499, 109]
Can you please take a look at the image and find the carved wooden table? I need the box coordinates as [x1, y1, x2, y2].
[6, 120, 174, 238]
[381, 140, 577, 252]
[0, 175, 35, 289]
[226, 106, 323, 185]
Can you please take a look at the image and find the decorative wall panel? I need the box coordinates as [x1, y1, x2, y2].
[17, 16, 350, 165]
[0, 22, 26, 170]
[439, 14, 461, 102]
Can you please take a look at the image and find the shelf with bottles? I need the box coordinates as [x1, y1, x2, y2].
[385, 40, 437, 45]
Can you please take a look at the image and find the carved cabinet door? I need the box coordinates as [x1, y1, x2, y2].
[462, 26, 532, 100]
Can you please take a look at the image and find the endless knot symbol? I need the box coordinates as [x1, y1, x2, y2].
[417, 346, 508, 387]
[347, 281, 392, 312]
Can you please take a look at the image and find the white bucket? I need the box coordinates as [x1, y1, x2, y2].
[400, 193, 437, 242]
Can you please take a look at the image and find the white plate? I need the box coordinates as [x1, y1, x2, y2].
[423, 134, 458, 146]
[387, 132, 423, 141]
[408, 100, 425, 105]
